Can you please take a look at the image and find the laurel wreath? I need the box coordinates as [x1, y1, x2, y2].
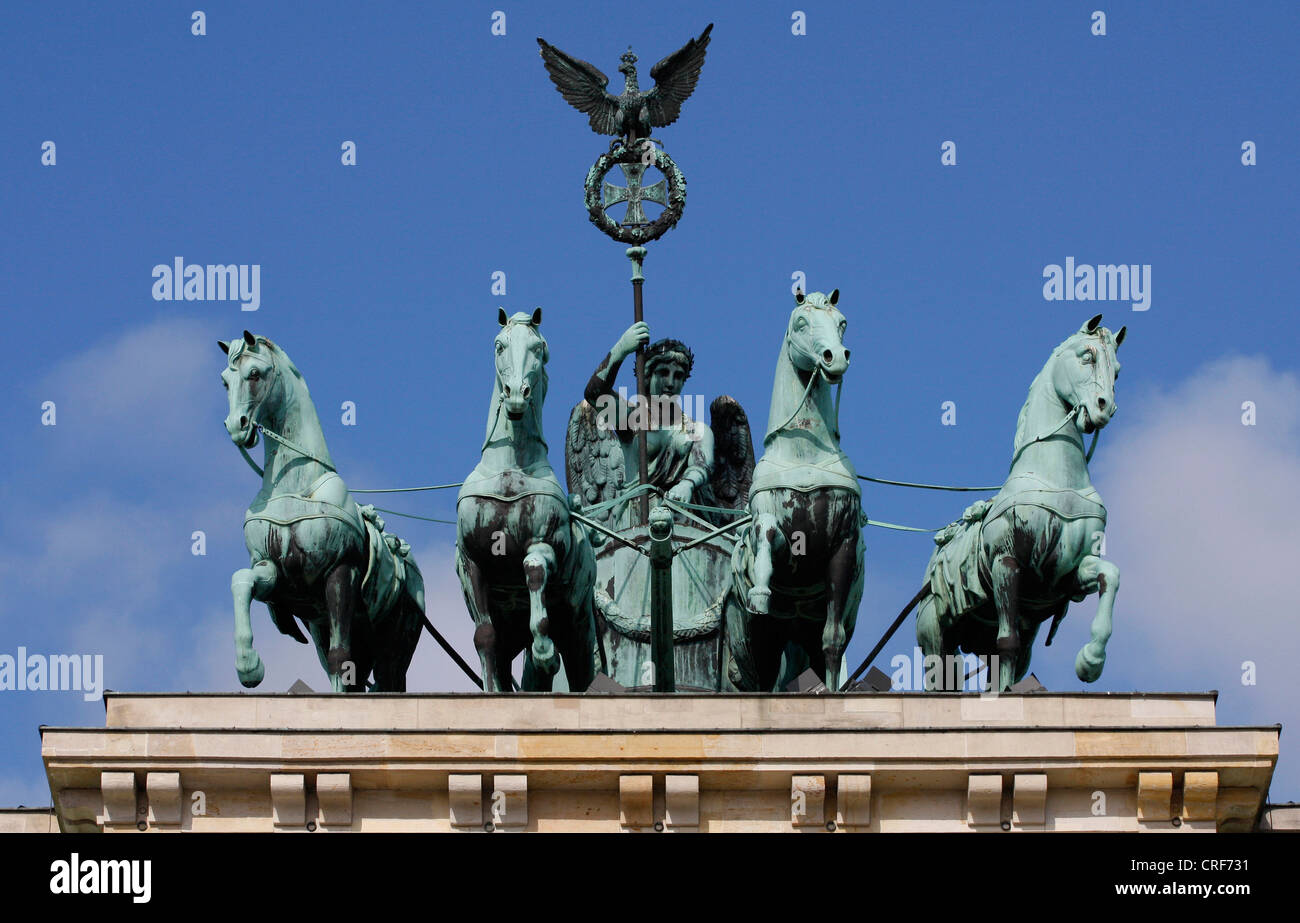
[583, 142, 687, 245]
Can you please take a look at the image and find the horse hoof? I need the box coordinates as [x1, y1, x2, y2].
[748, 588, 771, 614]
[531, 638, 559, 675]
[237, 654, 265, 688]
[1074, 644, 1105, 683]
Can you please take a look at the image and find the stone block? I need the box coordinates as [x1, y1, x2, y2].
[837, 774, 871, 828]
[449, 774, 483, 828]
[270, 773, 306, 828]
[665, 774, 698, 828]
[317, 773, 353, 827]
[101, 771, 137, 826]
[1012, 773, 1047, 827]
[967, 774, 1002, 827]
[1137, 771, 1173, 822]
[791, 774, 825, 827]
[146, 772, 182, 826]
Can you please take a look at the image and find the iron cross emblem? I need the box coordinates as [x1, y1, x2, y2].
[601, 162, 667, 227]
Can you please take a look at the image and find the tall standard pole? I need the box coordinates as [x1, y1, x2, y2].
[627, 245, 651, 525]
[647, 505, 676, 692]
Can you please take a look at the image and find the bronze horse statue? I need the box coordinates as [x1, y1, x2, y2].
[916, 314, 1126, 690]
[221, 332, 424, 692]
[727, 289, 864, 691]
[456, 309, 601, 692]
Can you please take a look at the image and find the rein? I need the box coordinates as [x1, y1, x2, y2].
[767, 347, 842, 443]
[237, 423, 337, 479]
[1010, 405, 1100, 467]
[230, 349, 336, 479]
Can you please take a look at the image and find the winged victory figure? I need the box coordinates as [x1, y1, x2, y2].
[537, 24, 713, 144]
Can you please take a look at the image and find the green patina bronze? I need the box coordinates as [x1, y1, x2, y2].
[220, 332, 424, 693]
[916, 315, 1127, 690]
[456, 310, 602, 692]
[537, 25, 712, 146]
[726, 290, 865, 692]
[212, 30, 1142, 702]
[566, 323, 754, 691]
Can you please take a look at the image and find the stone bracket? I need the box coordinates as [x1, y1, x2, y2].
[449, 774, 483, 828]
[791, 774, 826, 827]
[1012, 773, 1047, 828]
[317, 773, 353, 827]
[967, 774, 1003, 827]
[1137, 771, 1174, 822]
[490, 774, 527, 828]
[836, 774, 871, 828]
[101, 771, 137, 826]
[665, 774, 699, 829]
[270, 773, 306, 828]
[1182, 771, 1217, 823]
[146, 772, 182, 827]
[619, 775, 654, 828]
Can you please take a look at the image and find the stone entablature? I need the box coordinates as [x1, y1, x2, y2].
[40, 692, 1278, 833]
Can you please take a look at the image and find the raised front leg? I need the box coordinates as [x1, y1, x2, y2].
[1074, 553, 1120, 682]
[231, 560, 276, 687]
[523, 542, 559, 679]
[324, 563, 361, 692]
[990, 555, 1021, 691]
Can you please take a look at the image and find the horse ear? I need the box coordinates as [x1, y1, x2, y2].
[794, 289, 805, 305]
[531, 307, 543, 327]
[1115, 325, 1127, 347]
[829, 288, 840, 306]
[243, 330, 256, 348]
[498, 308, 508, 327]
[218, 340, 230, 355]
[1085, 314, 1103, 333]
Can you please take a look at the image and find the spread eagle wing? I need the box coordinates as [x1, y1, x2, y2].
[537, 38, 622, 136]
[645, 23, 713, 129]
[708, 394, 754, 510]
[566, 399, 627, 526]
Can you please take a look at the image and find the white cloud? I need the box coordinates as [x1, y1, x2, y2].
[1094, 355, 1300, 798]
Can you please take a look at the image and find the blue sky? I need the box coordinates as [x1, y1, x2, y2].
[1, 1, 1297, 806]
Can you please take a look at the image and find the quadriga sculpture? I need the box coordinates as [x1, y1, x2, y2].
[220, 332, 425, 692]
[727, 289, 865, 691]
[456, 309, 601, 692]
[917, 314, 1126, 690]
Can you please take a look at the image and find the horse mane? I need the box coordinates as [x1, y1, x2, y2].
[763, 311, 839, 446]
[255, 336, 305, 382]
[765, 334, 801, 445]
[1012, 359, 1056, 456]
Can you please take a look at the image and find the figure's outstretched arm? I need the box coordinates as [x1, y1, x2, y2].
[585, 323, 650, 443]
[584, 321, 649, 404]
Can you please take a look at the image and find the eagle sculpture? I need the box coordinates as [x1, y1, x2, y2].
[537, 24, 713, 144]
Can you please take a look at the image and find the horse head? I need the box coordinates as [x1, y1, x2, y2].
[787, 289, 850, 384]
[219, 330, 289, 449]
[495, 308, 548, 422]
[1050, 313, 1126, 435]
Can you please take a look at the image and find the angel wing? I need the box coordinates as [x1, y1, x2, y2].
[708, 394, 754, 510]
[565, 400, 627, 525]
[537, 39, 622, 136]
[645, 23, 713, 128]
